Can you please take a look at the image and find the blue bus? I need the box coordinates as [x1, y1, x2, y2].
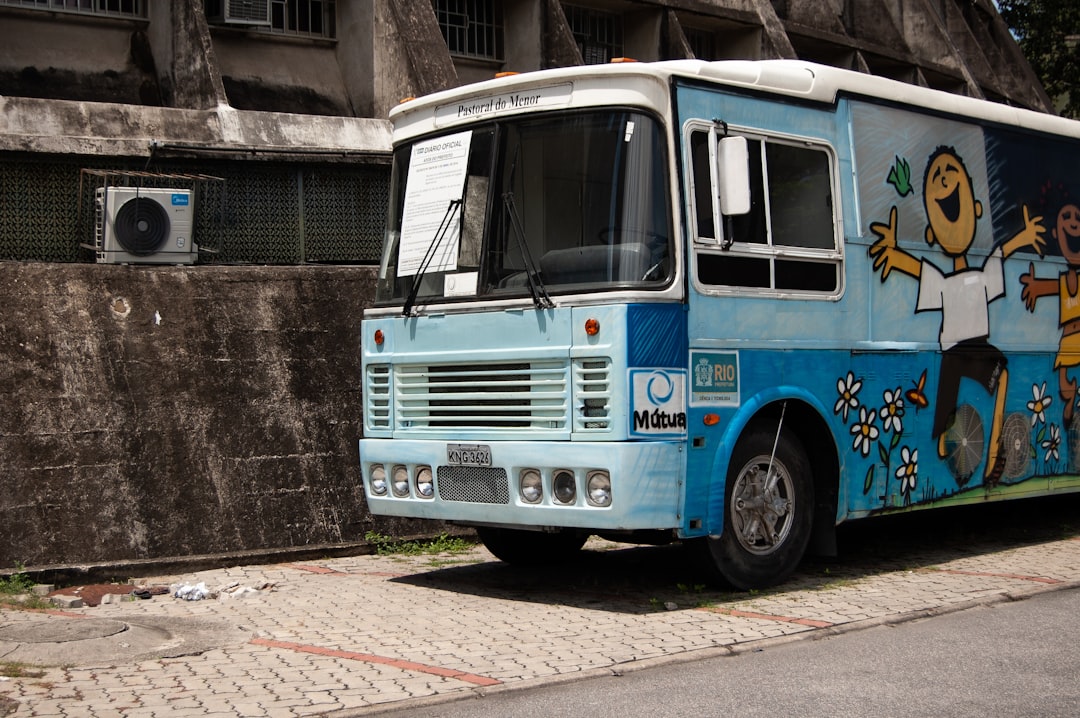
[358, 60, 1080, 588]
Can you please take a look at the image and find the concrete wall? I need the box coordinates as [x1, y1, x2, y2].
[0, 263, 425, 569]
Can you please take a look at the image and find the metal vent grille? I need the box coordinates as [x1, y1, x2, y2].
[365, 364, 391, 430]
[0, 157, 387, 265]
[0, 158, 89, 262]
[395, 360, 570, 430]
[573, 357, 612, 431]
[302, 166, 387, 262]
[437, 466, 509, 504]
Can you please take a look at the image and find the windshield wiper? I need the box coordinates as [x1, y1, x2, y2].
[502, 191, 553, 309]
[402, 198, 462, 317]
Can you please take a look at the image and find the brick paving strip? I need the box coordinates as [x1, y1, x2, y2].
[250, 638, 503, 687]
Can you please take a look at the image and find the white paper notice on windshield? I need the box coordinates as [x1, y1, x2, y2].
[397, 130, 473, 277]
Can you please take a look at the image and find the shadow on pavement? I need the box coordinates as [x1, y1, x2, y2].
[391, 493, 1080, 614]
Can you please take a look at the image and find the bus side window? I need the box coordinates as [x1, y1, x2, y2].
[695, 135, 840, 296]
[766, 143, 833, 251]
[690, 130, 715, 240]
[728, 139, 767, 246]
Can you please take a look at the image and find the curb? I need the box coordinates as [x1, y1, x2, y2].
[1, 532, 477, 587]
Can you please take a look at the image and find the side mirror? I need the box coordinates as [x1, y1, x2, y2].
[716, 136, 750, 216]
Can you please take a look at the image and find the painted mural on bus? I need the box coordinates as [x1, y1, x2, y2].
[846, 103, 1080, 512]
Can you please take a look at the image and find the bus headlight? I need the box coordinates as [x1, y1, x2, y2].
[586, 471, 612, 507]
[392, 465, 410, 497]
[369, 464, 387, 496]
[519, 469, 543, 504]
[553, 470, 576, 504]
[415, 466, 434, 498]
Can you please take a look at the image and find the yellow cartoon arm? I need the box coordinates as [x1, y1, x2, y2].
[1001, 205, 1046, 258]
[1020, 261, 1057, 312]
[869, 206, 921, 280]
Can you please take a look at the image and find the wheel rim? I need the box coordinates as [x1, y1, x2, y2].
[730, 454, 795, 556]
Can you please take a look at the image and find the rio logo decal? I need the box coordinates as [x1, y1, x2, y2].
[690, 351, 740, 406]
[629, 369, 687, 438]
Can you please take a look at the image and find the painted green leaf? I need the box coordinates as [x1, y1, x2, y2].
[863, 465, 875, 494]
[878, 440, 889, 466]
[887, 155, 913, 197]
[890, 431, 901, 450]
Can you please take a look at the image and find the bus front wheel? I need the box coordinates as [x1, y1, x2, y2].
[704, 427, 813, 590]
[476, 526, 588, 565]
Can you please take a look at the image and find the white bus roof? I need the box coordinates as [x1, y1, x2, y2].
[390, 59, 1080, 141]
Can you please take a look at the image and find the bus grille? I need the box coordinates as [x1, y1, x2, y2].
[437, 466, 510, 504]
[573, 357, 612, 432]
[365, 364, 391, 430]
[394, 360, 570, 430]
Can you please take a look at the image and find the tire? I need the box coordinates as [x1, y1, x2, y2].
[703, 427, 813, 590]
[476, 526, 588, 565]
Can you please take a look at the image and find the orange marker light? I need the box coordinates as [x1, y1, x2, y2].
[585, 318, 600, 336]
[703, 413, 720, 426]
[495, 71, 519, 78]
[611, 57, 637, 63]
[374, 329, 385, 346]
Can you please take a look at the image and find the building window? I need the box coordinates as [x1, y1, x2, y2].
[205, 0, 336, 39]
[562, 4, 622, 64]
[683, 26, 715, 61]
[433, 0, 504, 62]
[268, 0, 334, 38]
[0, 0, 144, 18]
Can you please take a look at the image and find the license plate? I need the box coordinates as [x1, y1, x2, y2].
[447, 443, 492, 467]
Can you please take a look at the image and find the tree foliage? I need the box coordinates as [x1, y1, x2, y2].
[998, 0, 1080, 118]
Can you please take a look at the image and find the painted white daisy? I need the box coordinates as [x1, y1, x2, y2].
[1042, 423, 1061, 463]
[1027, 382, 1053, 427]
[894, 446, 918, 498]
[881, 387, 905, 435]
[850, 406, 879, 457]
[834, 371, 862, 423]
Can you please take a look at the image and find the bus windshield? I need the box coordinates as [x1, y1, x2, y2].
[375, 110, 672, 309]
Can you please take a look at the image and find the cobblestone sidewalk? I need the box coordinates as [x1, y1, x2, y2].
[2, 534, 1079, 717]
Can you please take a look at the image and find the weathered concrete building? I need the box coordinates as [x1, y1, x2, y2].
[0, 0, 1052, 569]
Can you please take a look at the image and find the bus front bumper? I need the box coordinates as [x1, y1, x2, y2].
[358, 439, 683, 531]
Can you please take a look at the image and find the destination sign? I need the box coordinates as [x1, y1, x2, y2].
[434, 83, 573, 125]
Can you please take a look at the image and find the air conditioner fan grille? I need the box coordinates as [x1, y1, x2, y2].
[114, 196, 171, 255]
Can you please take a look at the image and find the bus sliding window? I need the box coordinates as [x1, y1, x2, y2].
[690, 128, 840, 296]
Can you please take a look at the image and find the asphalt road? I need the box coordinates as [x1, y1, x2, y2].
[377, 586, 1080, 718]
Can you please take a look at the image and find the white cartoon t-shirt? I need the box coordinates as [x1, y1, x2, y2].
[916, 249, 1004, 350]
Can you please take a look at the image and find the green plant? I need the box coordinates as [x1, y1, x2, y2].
[0, 564, 33, 595]
[0, 661, 45, 679]
[364, 531, 473, 556]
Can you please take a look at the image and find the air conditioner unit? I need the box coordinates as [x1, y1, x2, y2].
[95, 187, 197, 265]
[208, 0, 271, 25]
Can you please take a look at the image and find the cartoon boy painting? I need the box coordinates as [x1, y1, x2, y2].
[869, 146, 1046, 484]
[1019, 190, 1080, 429]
